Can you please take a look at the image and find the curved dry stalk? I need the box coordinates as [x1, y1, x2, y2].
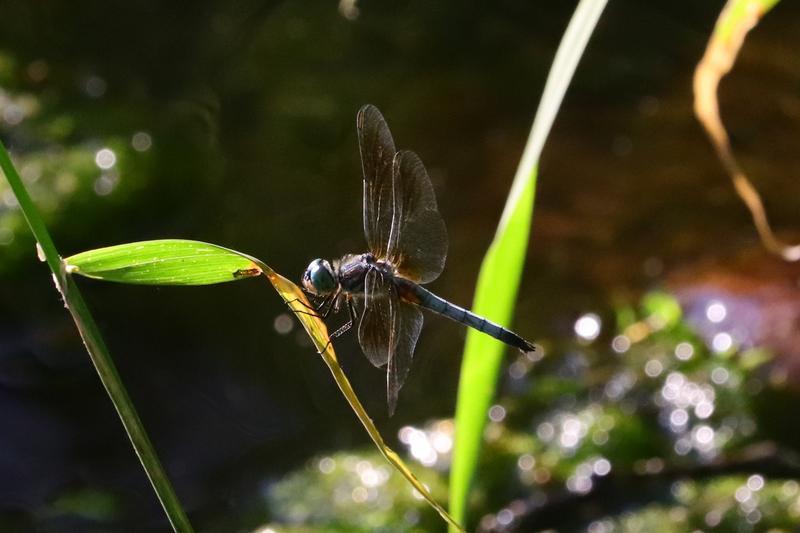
[693, 0, 800, 261]
[259, 263, 465, 532]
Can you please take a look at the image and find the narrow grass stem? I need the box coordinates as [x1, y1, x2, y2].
[448, 1, 609, 529]
[0, 140, 193, 532]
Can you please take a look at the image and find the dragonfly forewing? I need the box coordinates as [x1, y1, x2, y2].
[358, 105, 396, 259]
[388, 150, 447, 284]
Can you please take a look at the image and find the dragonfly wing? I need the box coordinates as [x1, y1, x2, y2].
[388, 150, 448, 284]
[387, 300, 423, 416]
[357, 268, 423, 415]
[357, 104, 397, 259]
[357, 268, 394, 368]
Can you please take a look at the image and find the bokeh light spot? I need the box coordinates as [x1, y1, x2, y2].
[711, 367, 730, 385]
[593, 458, 611, 476]
[705, 301, 727, 323]
[84, 75, 107, 98]
[711, 332, 733, 353]
[575, 313, 601, 341]
[645, 359, 663, 378]
[611, 335, 630, 353]
[496, 508, 514, 526]
[318, 456, 335, 474]
[3, 104, 24, 125]
[132, 131, 153, 152]
[95, 148, 117, 169]
[675, 342, 694, 361]
[273, 313, 294, 335]
[488, 404, 506, 422]
[517, 454, 535, 471]
[747, 474, 764, 491]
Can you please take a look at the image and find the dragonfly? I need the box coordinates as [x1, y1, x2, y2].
[300, 104, 535, 415]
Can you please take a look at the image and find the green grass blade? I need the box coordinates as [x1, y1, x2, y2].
[0, 141, 193, 532]
[448, 175, 535, 529]
[447, 1, 609, 529]
[65, 240, 263, 285]
[717, 0, 780, 42]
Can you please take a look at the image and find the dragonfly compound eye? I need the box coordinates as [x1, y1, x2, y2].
[303, 258, 336, 295]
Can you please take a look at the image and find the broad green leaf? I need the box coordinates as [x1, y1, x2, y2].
[448, 1, 608, 529]
[448, 169, 535, 529]
[65, 239, 262, 285]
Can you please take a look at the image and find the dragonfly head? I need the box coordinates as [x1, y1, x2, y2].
[302, 258, 337, 296]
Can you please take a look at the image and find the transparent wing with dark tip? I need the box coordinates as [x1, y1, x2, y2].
[387, 300, 423, 415]
[356, 105, 445, 413]
[387, 150, 448, 284]
[356, 268, 393, 369]
[357, 268, 423, 415]
[357, 104, 397, 259]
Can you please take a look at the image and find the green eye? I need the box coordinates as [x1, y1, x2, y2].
[305, 259, 336, 294]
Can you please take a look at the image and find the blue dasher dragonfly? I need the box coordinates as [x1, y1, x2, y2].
[300, 104, 535, 415]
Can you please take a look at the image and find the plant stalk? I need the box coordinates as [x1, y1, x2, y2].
[0, 140, 193, 532]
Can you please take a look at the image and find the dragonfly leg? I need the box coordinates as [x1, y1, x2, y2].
[287, 299, 328, 318]
[286, 291, 338, 319]
[317, 297, 356, 354]
[328, 320, 353, 341]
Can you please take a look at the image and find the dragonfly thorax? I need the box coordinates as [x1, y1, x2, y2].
[301, 258, 338, 295]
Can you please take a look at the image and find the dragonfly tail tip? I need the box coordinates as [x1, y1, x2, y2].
[519, 340, 536, 354]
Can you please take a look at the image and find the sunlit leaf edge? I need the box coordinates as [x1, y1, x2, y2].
[64, 239, 263, 286]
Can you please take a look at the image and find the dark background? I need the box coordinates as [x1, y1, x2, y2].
[1, 1, 799, 531]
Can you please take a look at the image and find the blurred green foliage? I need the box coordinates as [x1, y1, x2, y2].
[256, 291, 800, 531]
[0, 49, 156, 271]
[262, 450, 448, 532]
[49, 487, 122, 523]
